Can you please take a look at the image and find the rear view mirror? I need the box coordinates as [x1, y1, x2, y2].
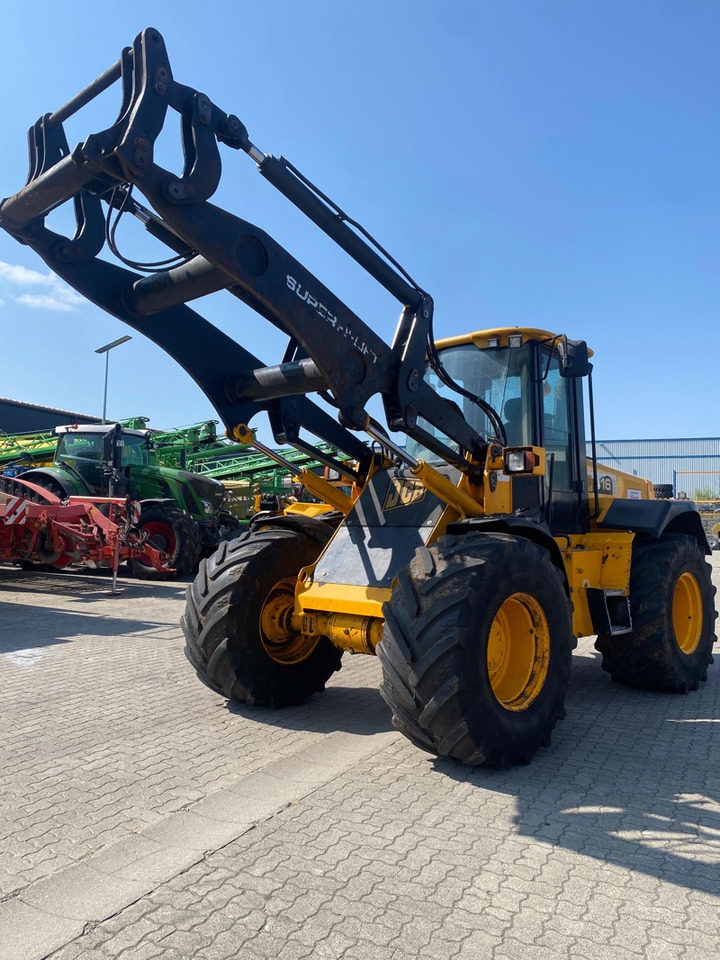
[558, 338, 591, 378]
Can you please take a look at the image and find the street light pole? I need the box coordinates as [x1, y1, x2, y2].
[95, 335, 132, 423]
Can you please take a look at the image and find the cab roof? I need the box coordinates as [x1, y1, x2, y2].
[54, 424, 152, 439]
[435, 327, 594, 356]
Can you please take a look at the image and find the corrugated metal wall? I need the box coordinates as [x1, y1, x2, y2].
[587, 437, 720, 494]
[0, 399, 101, 434]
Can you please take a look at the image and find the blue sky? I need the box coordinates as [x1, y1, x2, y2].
[1, 0, 718, 445]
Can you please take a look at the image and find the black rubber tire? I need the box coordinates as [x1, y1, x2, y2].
[182, 526, 342, 706]
[653, 484, 674, 500]
[595, 534, 716, 692]
[217, 511, 243, 541]
[197, 511, 245, 561]
[0, 474, 65, 503]
[31, 476, 67, 500]
[130, 505, 201, 580]
[377, 533, 575, 767]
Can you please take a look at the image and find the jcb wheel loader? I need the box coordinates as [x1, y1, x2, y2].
[0, 28, 715, 766]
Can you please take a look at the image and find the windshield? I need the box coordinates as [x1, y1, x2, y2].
[56, 433, 105, 466]
[56, 432, 150, 467]
[406, 343, 533, 460]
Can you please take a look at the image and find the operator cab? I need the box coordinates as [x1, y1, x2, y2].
[54, 424, 152, 495]
[406, 328, 592, 534]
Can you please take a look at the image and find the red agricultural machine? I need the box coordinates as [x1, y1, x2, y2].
[0, 475, 171, 589]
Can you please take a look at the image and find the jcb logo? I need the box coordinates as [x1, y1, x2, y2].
[383, 477, 427, 511]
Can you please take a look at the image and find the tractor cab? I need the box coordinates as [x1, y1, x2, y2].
[406, 328, 592, 534]
[54, 424, 153, 495]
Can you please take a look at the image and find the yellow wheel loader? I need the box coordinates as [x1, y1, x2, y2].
[1, 28, 715, 766]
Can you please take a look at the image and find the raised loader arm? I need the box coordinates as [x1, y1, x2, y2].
[0, 27, 488, 479]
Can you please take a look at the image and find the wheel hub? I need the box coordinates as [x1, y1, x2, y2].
[672, 571, 702, 655]
[141, 521, 176, 553]
[487, 592, 551, 711]
[260, 577, 319, 664]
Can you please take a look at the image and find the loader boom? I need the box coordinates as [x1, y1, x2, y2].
[0, 27, 489, 479]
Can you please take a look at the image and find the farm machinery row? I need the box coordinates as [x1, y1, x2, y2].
[0, 418, 353, 549]
[0, 420, 238, 578]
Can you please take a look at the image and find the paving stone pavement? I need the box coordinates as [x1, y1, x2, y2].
[1, 555, 719, 959]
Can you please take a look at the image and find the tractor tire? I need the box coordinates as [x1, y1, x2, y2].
[0, 474, 65, 503]
[595, 534, 716, 692]
[197, 511, 245, 561]
[182, 526, 342, 706]
[217, 510, 243, 541]
[653, 484, 674, 500]
[377, 533, 575, 767]
[31, 476, 67, 500]
[130, 505, 201, 580]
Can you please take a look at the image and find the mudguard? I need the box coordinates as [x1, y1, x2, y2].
[598, 499, 710, 555]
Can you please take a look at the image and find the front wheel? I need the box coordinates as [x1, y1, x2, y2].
[595, 534, 716, 691]
[182, 525, 342, 706]
[377, 533, 575, 767]
[130, 505, 201, 580]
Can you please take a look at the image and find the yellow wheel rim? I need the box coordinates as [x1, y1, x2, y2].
[672, 572, 702, 655]
[487, 592, 551, 711]
[259, 577, 318, 664]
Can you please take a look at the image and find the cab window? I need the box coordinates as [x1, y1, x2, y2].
[541, 353, 573, 490]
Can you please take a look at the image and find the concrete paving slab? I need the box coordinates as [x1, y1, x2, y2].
[0, 898, 84, 960]
[139, 809, 245, 851]
[20, 860, 143, 921]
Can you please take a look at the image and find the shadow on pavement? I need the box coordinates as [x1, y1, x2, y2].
[224, 683, 395, 737]
[434, 650, 720, 897]
[0, 566, 188, 603]
[0, 598, 171, 653]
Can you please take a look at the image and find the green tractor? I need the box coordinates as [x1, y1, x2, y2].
[18, 423, 238, 578]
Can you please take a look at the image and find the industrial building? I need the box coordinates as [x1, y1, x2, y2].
[0, 398, 100, 435]
[590, 437, 720, 499]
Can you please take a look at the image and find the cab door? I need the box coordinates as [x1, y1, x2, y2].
[540, 349, 589, 534]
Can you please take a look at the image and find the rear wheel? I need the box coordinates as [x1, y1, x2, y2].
[1, 474, 67, 503]
[130, 505, 200, 580]
[377, 533, 575, 767]
[197, 511, 245, 560]
[182, 525, 342, 706]
[595, 534, 716, 691]
[217, 510, 243, 541]
[33, 476, 67, 500]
